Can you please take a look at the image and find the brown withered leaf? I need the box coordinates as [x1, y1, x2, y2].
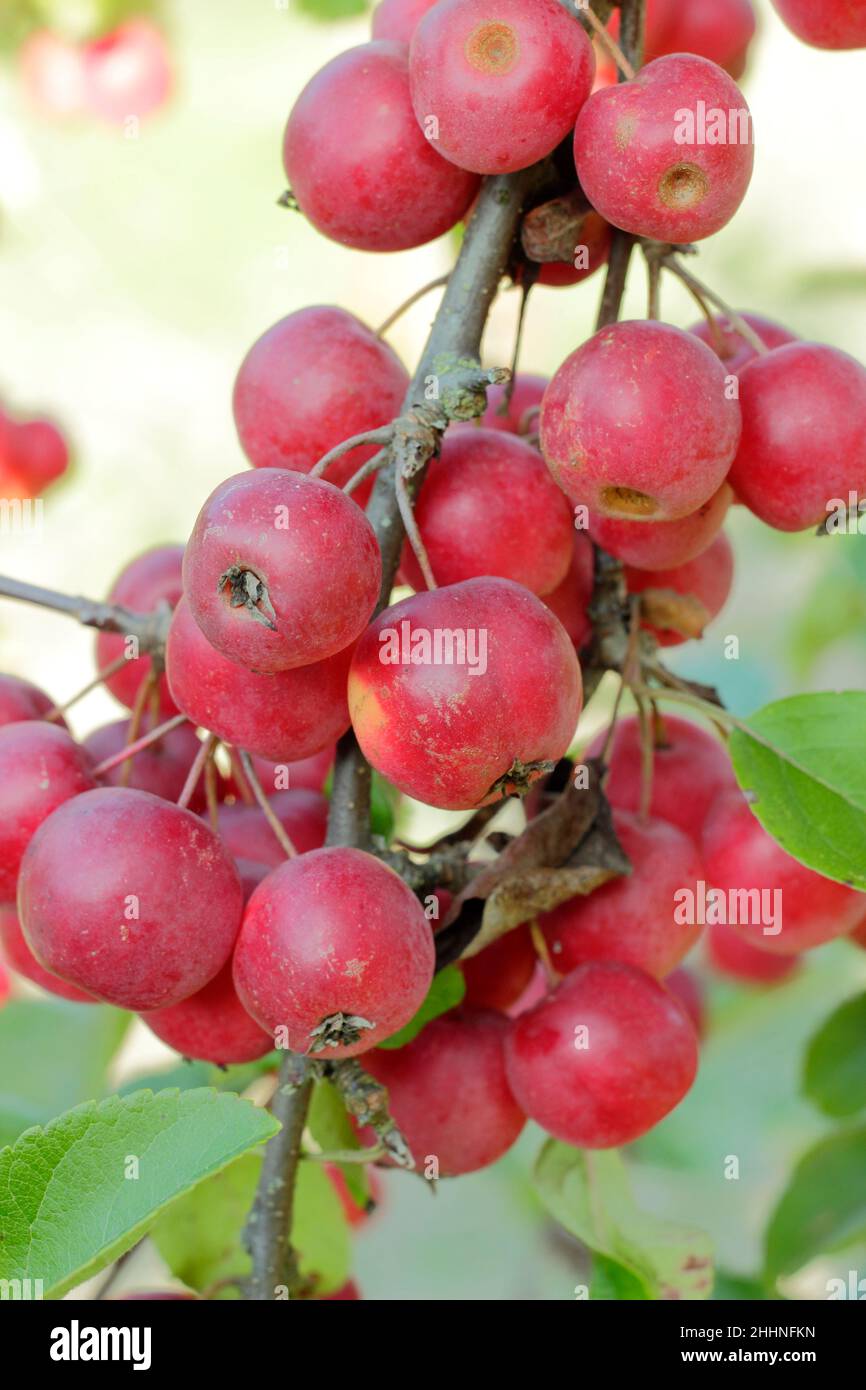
[638, 589, 711, 640]
[521, 189, 593, 265]
[434, 761, 631, 969]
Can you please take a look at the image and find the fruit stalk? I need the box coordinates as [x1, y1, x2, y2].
[594, 0, 645, 330]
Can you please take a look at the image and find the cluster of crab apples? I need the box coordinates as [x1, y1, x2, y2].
[2, 0, 866, 1179]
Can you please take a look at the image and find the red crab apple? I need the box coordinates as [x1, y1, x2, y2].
[586, 713, 735, 842]
[505, 961, 698, 1148]
[409, 0, 595, 175]
[84, 717, 206, 809]
[348, 578, 583, 811]
[143, 960, 273, 1066]
[540, 321, 741, 522]
[461, 927, 537, 1012]
[283, 41, 479, 251]
[372, 0, 438, 43]
[575, 54, 754, 244]
[0, 906, 95, 1003]
[323, 1282, 362, 1301]
[361, 1009, 526, 1175]
[589, 484, 732, 572]
[18, 788, 243, 1010]
[218, 790, 328, 867]
[702, 788, 866, 954]
[542, 532, 595, 651]
[625, 531, 735, 647]
[95, 545, 184, 718]
[1, 416, 70, 493]
[771, 0, 866, 49]
[688, 312, 798, 374]
[0, 673, 58, 728]
[649, 0, 757, 78]
[0, 722, 96, 903]
[183, 470, 381, 673]
[728, 342, 866, 532]
[166, 598, 353, 763]
[241, 747, 335, 796]
[82, 20, 173, 125]
[232, 847, 435, 1056]
[706, 919, 799, 985]
[540, 810, 705, 980]
[399, 429, 574, 595]
[233, 307, 408, 496]
[665, 967, 706, 1039]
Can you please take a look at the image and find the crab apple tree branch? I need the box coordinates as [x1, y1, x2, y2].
[0, 573, 172, 653]
[243, 159, 549, 1300]
[246, 0, 646, 1299]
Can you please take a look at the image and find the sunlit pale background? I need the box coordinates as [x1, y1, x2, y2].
[1, 0, 866, 1300]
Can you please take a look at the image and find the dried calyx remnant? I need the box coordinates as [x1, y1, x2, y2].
[218, 564, 277, 631]
[309, 1011, 376, 1053]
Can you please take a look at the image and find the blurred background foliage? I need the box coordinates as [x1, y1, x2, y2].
[1, 0, 866, 1299]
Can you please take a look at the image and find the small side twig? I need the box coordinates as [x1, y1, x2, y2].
[45, 653, 131, 722]
[654, 250, 770, 358]
[376, 274, 450, 338]
[396, 467, 437, 590]
[342, 445, 391, 498]
[329, 1059, 414, 1169]
[582, 5, 636, 79]
[310, 426, 394, 480]
[177, 733, 217, 811]
[90, 713, 188, 778]
[0, 574, 171, 652]
[239, 750, 298, 858]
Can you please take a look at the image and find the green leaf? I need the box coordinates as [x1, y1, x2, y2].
[765, 1127, 866, 1282]
[151, 1152, 259, 1297]
[729, 693, 866, 890]
[712, 1271, 774, 1301]
[153, 1151, 351, 1298]
[292, 1162, 352, 1295]
[378, 965, 466, 1049]
[0, 999, 130, 1149]
[0, 1087, 278, 1299]
[534, 1141, 713, 1301]
[371, 772, 399, 840]
[295, 0, 368, 18]
[307, 1079, 369, 1209]
[803, 993, 866, 1118]
[589, 1253, 649, 1301]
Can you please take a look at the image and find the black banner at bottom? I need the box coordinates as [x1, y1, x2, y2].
[0, 1295, 859, 1375]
